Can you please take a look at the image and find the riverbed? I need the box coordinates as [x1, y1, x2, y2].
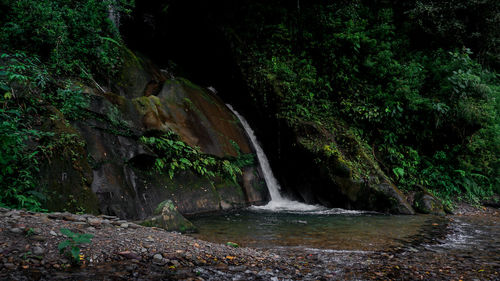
[189, 208, 500, 280]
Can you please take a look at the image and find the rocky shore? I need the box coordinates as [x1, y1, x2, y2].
[1, 206, 499, 280]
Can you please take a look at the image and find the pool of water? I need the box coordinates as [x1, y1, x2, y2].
[189, 209, 445, 251]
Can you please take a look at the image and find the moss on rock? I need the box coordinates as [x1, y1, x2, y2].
[142, 200, 197, 233]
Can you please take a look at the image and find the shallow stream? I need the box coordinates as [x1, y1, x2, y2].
[189, 208, 500, 279]
[190, 209, 438, 251]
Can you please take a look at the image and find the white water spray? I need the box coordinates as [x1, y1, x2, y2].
[226, 104, 323, 212]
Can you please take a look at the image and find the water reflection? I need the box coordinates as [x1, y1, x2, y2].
[189, 210, 443, 251]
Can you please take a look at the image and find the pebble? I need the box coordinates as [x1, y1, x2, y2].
[100, 215, 118, 220]
[63, 214, 78, 221]
[4, 263, 16, 270]
[30, 235, 46, 241]
[32, 246, 45, 255]
[49, 230, 57, 236]
[32, 228, 42, 235]
[87, 218, 102, 226]
[153, 254, 163, 264]
[48, 212, 64, 219]
[9, 228, 23, 234]
[120, 223, 129, 228]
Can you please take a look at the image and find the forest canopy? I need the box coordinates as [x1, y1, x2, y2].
[0, 0, 498, 211]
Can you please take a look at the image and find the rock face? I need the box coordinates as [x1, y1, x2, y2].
[41, 51, 268, 220]
[277, 120, 414, 214]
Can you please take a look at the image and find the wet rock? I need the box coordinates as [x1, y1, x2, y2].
[279, 121, 414, 214]
[413, 189, 446, 216]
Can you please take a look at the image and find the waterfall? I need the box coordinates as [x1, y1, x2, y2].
[226, 105, 322, 212]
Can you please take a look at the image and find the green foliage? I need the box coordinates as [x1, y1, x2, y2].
[140, 132, 218, 179]
[0, 0, 134, 76]
[0, 0, 134, 212]
[228, 0, 499, 204]
[0, 51, 91, 211]
[407, 0, 499, 68]
[58, 228, 93, 264]
[140, 132, 255, 184]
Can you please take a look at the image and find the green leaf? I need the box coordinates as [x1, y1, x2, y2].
[179, 158, 192, 166]
[392, 167, 405, 179]
[70, 246, 80, 261]
[58, 240, 71, 252]
[74, 233, 93, 244]
[60, 228, 76, 239]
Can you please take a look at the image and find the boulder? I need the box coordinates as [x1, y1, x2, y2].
[413, 190, 446, 216]
[141, 200, 196, 233]
[276, 120, 415, 214]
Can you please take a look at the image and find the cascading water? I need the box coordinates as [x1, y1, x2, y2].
[226, 104, 323, 212]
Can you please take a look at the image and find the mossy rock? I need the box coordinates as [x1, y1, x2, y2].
[283, 120, 414, 214]
[413, 191, 446, 216]
[142, 200, 197, 233]
[39, 107, 100, 214]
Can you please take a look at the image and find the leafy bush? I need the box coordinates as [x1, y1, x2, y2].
[58, 228, 94, 264]
[0, 0, 134, 76]
[227, 0, 499, 204]
[0, 51, 92, 211]
[140, 132, 255, 184]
